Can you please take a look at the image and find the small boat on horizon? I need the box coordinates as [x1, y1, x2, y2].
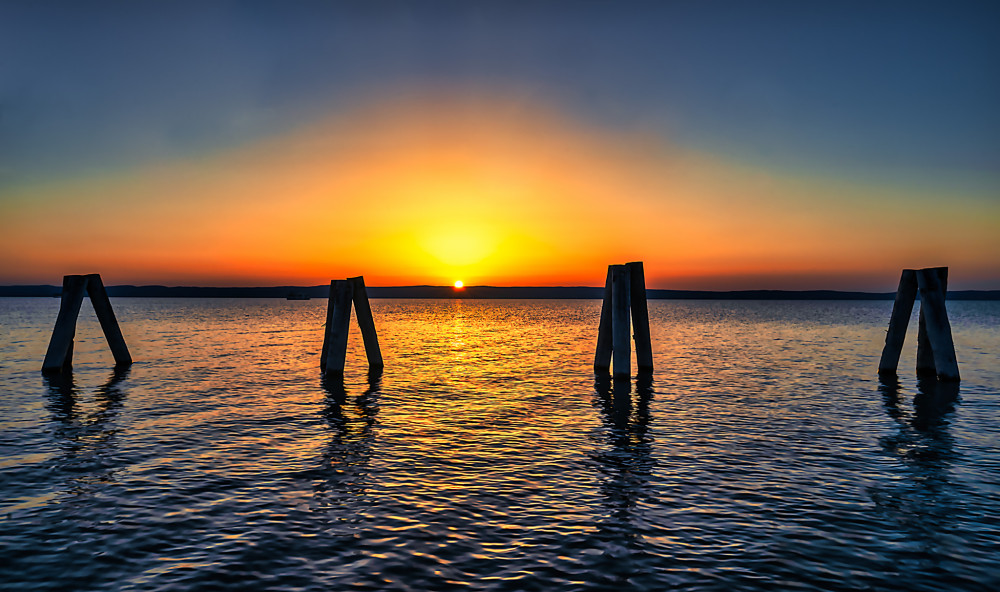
[285, 291, 310, 300]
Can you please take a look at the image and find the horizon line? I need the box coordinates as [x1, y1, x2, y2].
[2, 283, 999, 301]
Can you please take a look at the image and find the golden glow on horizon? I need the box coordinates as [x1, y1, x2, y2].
[454, 280, 464, 289]
[1, 91, 998, 289]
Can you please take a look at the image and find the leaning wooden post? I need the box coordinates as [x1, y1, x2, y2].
[350, 276, 383, 369]
[323, 280, 354, 375]
[42, 275, 88, 373]
[594, 267, 614, 373]
[85, 274, 132, 367]
[916, 267, 947, 375]
[627, 261, 653, 373]
[915, 268, 960, 382]
[319, 280, 337, 370]
[878, 269, 918, 375]
[611, 265, 631, 378]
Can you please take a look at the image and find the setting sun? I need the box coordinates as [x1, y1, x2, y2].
[454, 280, 464, 289]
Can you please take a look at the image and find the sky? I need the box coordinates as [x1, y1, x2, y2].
[1, 1, 998, 290]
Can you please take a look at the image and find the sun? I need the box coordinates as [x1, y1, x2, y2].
[453, 280, 464, 289]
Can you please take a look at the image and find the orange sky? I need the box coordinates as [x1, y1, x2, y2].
[2, 93, 999, 290]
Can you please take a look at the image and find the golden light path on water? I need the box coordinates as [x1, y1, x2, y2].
[1, 297, 999, 590]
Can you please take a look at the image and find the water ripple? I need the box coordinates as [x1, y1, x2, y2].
[1, 298, 999, 590]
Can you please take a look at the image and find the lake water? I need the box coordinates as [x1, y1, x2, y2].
[1, 298, 998, 591]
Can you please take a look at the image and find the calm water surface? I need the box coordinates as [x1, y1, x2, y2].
[1, 298, 998, 591]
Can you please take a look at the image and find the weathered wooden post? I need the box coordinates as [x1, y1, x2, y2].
[594, 267, 614, 373]
[42, 275, 87, 374]
[877, 267, 959, 382]
[628, 261, 654, 373]
[916, 267, 947, 375]
[42, 274, 132, 373]
[611, 265, 631, 378]
[351, 277, 384, 369]
[320, 276, 383, 374]
[85, 274, 131, 367]
[915, 267, 959, 381]
[321, 280, 353, 374]
[878, 269, 918, 375]
[594, 261, 653, 378]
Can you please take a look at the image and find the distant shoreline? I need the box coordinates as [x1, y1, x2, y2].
[2, 285, 999, 300]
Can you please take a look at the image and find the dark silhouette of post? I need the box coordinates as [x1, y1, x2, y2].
[595, 261, 654, 378]
[877, 267, 959, 382]
[628, 261, 654, 372]
[878, 269, 918, 375]
[594, 267, 614, 372]
[915, 268, 959, 381]
[611, 265, 631, 378]
[351, 277, 383, 369]
[85, 275, 131, 365]
[320, 276, 383, 374]
[321, 280, 353, 374]
[916, 267, 947, 375]
[42, 274, 132, 373]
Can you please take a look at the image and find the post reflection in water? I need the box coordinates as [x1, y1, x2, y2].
[589, 372, 656, 581]
[874, 374, 960, 557]
[316, 369, 382, 518]
[42, 367, 131, 494]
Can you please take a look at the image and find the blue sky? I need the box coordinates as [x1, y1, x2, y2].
[3, 1, 996, 187]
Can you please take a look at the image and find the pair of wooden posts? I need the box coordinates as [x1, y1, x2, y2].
[42, 274, 132, 373]
[320, 276, 383, 375]
[878, 267, 959, 382]
[594, 261, 653, 378]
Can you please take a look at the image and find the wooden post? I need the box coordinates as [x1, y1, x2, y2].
[877, 269, 917, 375]
[85, 274, 132, 367]
[594, 266, 613, 373]
[915, 268, 960, 382]
[916, 267, 947, 375]
[350, 276, 383, 369]
[611, 264, 631, 378]
[319, 280, 337, 370]
[627, 261, 653, 373]
[323, 280, 353, 374]
[42, 275, 87, 373]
